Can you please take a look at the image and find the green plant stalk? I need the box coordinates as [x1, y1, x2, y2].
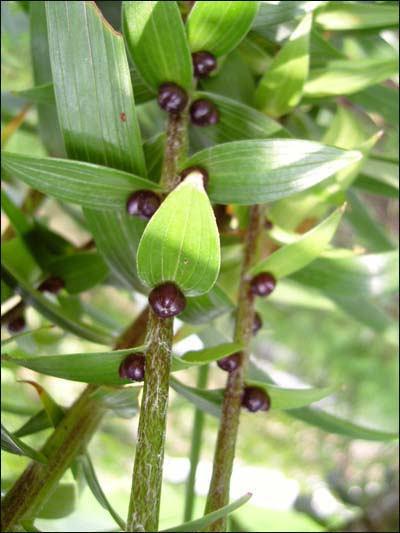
[183, 364, 209, 522]
[160, 109, 190, 192]
[204, 204, 264, 532]
[127, 311, 174, 532]
[0, 308, 149, 532]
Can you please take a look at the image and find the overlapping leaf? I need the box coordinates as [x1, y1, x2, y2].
[315, 1, 399, 30]
[1, 423, 47, 463]
[180, 284, 234, 324]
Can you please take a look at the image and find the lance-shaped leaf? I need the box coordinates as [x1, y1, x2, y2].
[1, 423, 48, 464]
[304, 58, 398, 98]
[172, 343, 244, 372]
[18, 380, 64, 427]
[291, 250, 399, 297]
[180, 284, 234, 324]
[137, 172, 221, 296]
[187, 1, 259, 57]
[161, 493, 252, 532]
[315, 1, 399, 30]
[123, 1, 192, 91]
[182, 139, 361, 205]
[249, 206, 344, 278]
[46, 0, 148, 291]
[255, 14, 312, 118]
[1, 153, 161, 211]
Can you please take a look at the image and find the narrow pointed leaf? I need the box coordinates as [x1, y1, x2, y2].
[14, 82, 55, 105]
[1, 423, 48, 463]
[47, 252, 109, 294]
[172, 343, 244, 372]
[123, 1, 192, 91]
[315, 2, 399, 30]
[187, 1, 259, 57]
[256, 14, 312, 117]
[18, 380, 64, 428]
[13, 410, 53, 438]
[180, 284, 234, 324]
[2, 326, 55, 347]
[304, 58, 398, 98]
[1, 153, 161, 211]
[1, 189, 31, 236]
[90, 386, 141, 419]
[137, 172, 220, 296]
[162, 492, 252, 532]
[249, 206, 344, 278]
[182, 139, 362, 205]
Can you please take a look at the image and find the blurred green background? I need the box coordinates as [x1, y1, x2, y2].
[1, 2, 399, 531]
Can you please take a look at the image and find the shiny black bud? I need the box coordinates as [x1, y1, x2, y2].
[119, 353, 146, 382]
[149, 282, 186, 319]
[158, 82, 188, 115]
[192, 51, 217, 78]
[241, 386, 271, 413]
[126, 190, 161, 220]
[217, 352, 241, 372]
[250, 272, 277, 297]
[189, 99, 219, 127]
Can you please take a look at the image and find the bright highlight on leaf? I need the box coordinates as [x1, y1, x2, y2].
[137, 173, 221, 296]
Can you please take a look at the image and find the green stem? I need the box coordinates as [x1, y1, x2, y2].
[0, 308, 149, 532]
[160, 109, 189, 192]
[204, 204, 264, 532]
[183, 364, 209, 522]
[126, 310, 174, 532]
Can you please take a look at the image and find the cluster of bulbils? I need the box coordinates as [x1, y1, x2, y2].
[121, 51, 275, 412]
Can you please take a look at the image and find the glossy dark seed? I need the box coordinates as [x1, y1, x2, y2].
[6, 315, 26, 333]
[189, 99, 219, 127]
[38, 276, 65, 294]
[241, 386, 271, 413]
[149, 282, 186, 319]
[217, 352, 241, 372]
[252, 312, 263, 335]
[250, 272, 277, 297]
[126, 190, 161, 220]
[180, 166, 209, 188]
[158, 82, 188, 115]
[192, 51, 217, 78]
[119, 353, 146, 382]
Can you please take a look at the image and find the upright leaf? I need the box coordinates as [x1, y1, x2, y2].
[123, 1, 192, 91]
[255, 14, 312, 117]
[182, 139, 361, 205]
[187, 1, 259, 57]
[137, 172, 221, 296]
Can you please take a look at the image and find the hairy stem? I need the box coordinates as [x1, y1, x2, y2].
[160, 110, 189, 192]
[0, 308, 149, 532]
[127, 311, 174, 532]
[204, 204, 264, 532]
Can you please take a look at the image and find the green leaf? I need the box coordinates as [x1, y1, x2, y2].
[2, 347, 146, 386]
[1, 423, 48, 463]
[1, 237, 41, 285]
[161, 492, 252, 532]
[1, 279, 13, 304]
[182, 139, 361, 205]
[18, 380, 64, 427]
[123, 1, 192, 91]
[315, 1, 399, 30]
[172, 343, 244, 372]
[255, 14, 312, 117]
[143, 133, 166, 183]
[1, 152, 161, 211]
[131, 66, 157, 104]
[2, 326, 55, 347]
[79, 454, 126, 530]
[36, 483, 77, 519]
[13, 82, 55, 105]
[288, 406, 398, 441]
[1, 190, 31, 236]
[310, 29, 345, 67]
[349, 85, 399, 127]
[187, 1, 259, 57]
[304, 58, 398, 97]
[137, 172, 221, 296]
[1, 264, 113, 346]
[291, 250, 399, 297]
[190, 91, 289, 150]
[47, 252, 109, 294]
[13, 410, 52, 438]
[249, 206, 344, 279]
[90, 386, 141, 419]
[180, 284, 234, 324]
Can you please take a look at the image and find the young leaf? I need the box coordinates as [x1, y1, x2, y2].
[161, 492, 252, 532]
[137, 172, 221, 296]
[1, 153, 161, 211]
[180, 284, 234, 324]
[182, 139, 361, 205]
[249, 206, 344, 278]
[315, 1, 399, 30]
[172, 343, 244, 372]
[304, 58, 398, 97]
[47, 252, 109, 294]
[187, 1, 259, 57]
[1, 423, 47, 464]
[123, 1, 192, 91]
[255, 14, 312, 117]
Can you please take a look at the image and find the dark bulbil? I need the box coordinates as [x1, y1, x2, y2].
[38, 276, 65, 294]
[149, 282, 186, 319]
[126, 190, 161, 220]
[217, 352, 241, 372]
[250, 272, 276, 297]
[180, 166, 209, 188]
[192, 51, 217, 78]
[119, 353, 146, 382]
[241, 386, 271, 413]
[6, 315, 26, 334]
[252, 312, 263, 334]
[189, 99, 219, 127]
[158, 82, 188, 115]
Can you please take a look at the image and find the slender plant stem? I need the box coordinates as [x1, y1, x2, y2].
[204, 204, 264, 532]
[160, 110, 189, 192]
[0, 307, 149, 532]
[183, 364, 209, 522]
